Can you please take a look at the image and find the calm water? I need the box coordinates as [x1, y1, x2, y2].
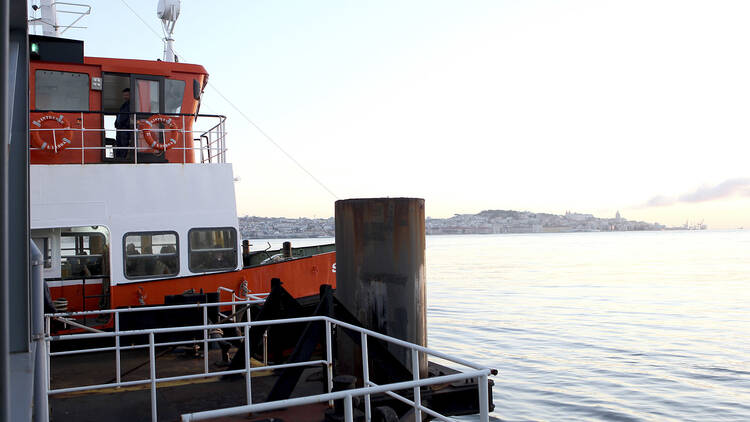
[427, 230, 750, 422]
[254, 231, 750, 421]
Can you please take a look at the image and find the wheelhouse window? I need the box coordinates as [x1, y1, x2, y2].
[124, 232, 179, 278]
[60, 232, 107, 279]
[134, 79, 160, 114]
[189, 228, 237, 272]
[35, 70, 89, 111]
[165, 79, 185, 114]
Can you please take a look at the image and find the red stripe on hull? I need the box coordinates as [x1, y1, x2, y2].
[110, 252, 336, 308]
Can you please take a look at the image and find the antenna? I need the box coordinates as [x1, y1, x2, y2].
[157, 0, 181, 62]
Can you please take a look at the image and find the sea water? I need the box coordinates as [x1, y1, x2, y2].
[252, 230, 750, 421]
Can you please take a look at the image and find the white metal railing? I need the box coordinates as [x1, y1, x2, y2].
[29, 112, 227, 164]
[45, 310, 493, 422]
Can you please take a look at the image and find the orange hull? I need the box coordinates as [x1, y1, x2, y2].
[49, 252, 336, 315]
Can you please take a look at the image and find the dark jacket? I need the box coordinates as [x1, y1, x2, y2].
[115, 100, 130, 129]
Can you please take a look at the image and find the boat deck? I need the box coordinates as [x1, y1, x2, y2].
[50, 346, 331, 422]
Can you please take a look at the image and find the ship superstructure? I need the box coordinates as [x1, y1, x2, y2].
[28, 27, 335, 328]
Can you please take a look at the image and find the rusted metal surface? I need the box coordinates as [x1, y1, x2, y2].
[335, 198, 427, 377]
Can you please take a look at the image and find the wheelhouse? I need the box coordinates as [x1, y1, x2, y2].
[29, 34, 219, 165]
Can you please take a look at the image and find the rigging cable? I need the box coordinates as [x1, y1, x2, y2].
[119, 0, 339, 200]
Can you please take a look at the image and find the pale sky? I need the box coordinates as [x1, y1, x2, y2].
[32, 0, 750, 228]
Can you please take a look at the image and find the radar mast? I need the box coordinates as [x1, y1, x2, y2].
[157, 0, 181, 62]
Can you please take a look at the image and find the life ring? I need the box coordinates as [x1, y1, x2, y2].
[137, 115, 180, 151]
[30, 113, 73, 153]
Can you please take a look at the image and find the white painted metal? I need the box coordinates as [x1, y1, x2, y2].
[31, 1, 91, 36]
[45, 312, 493, 422]
[361, 332, 371, 422]
[45, 278, 102, 288]
[114, 312, 121, 384]
[30, 163, 241, 285]
[412, 349, 422, 421]
[46, 298, 264, 318]
[28, 115, 228, 163]
[366, 381, 458, 422]
[39, 0, 58, 36]
[202, 306, 208, 374]
[157, 0, 180, 62]
[149, 333, 157, 422]
[244, 323, 252, 405]
[325, 320, 333, 406]
[344, 395, 353, 421]
[180, 372, 488, 422]
[479, 374, 489, 421]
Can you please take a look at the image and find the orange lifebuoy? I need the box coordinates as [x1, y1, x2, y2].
[137, 115, 180, 151]
[30, 113, 73, 153]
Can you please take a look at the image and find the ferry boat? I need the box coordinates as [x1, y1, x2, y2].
[28, 1, 336, 331]
[6, 4, 496, 421]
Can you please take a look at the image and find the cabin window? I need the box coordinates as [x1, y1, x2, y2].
[188, 228, 237, 272]
[192, 79, 200, 100]
[134, 79, 160, 114]
[123, 232, 179, 279]
[60, 232, 107, 279]
[165, 79, 185, 114]
[32, 237, 52, 268]
[35, 70, 89, 111]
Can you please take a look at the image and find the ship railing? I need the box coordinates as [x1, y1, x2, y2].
[44, 313, 495, 422]
[29, 110, 228, 164]
[45, 297, 268, 388]
[217, 284, 271, 363]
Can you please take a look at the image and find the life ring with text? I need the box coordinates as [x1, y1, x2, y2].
[138, 115, 180, 151]
[30, 113, 73, 153]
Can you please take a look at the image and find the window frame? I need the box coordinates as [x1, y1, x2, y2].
[188, 227, 238, 273]
[34, 69, 90, 111]
[122, 230, 180, 280]
[60, 231, 108, 280]
[32, 236, 52, 269]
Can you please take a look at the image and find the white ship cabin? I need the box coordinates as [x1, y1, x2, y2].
[28, 35, 242, 302]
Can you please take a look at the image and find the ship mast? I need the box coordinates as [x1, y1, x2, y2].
[30, 0, 91, 37]
[157, 0, 181, 62]
[39, 0, 58, 36]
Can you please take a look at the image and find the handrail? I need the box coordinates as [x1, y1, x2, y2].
[44, 309, 494, 422]
[30, 109, 226, 119]
[29, 110, 227, 164]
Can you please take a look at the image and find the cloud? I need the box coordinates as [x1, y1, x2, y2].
[643, 178, 750, 207]
[645, 195, 677, 207]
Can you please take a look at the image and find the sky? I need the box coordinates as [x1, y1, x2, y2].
[31, 0, 750, 228]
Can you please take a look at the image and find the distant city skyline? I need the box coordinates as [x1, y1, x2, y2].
[237, 208, 712, 239]
[33, 0, 750, 229]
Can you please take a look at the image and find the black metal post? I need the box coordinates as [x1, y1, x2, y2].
[0, 0, 11, 418]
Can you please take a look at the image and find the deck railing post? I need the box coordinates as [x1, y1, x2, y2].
[80, 111, 84, 164]
[325, 320, 333, 407]
[203, 306, 209, 374]
[133, 116, 138, 164]
[411, 349, 422, 421]
[479, 373, 489, 422]
[114, 312, 121, 385]
[149, 332, 157, 422]
[262, 329, 268, 366]
[45, 316, 51, 390]
[244, 323, 252, 405]
[344, 394, 354, 422]
[182, 115, 186, 163]
[360, 332, 371, 422]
